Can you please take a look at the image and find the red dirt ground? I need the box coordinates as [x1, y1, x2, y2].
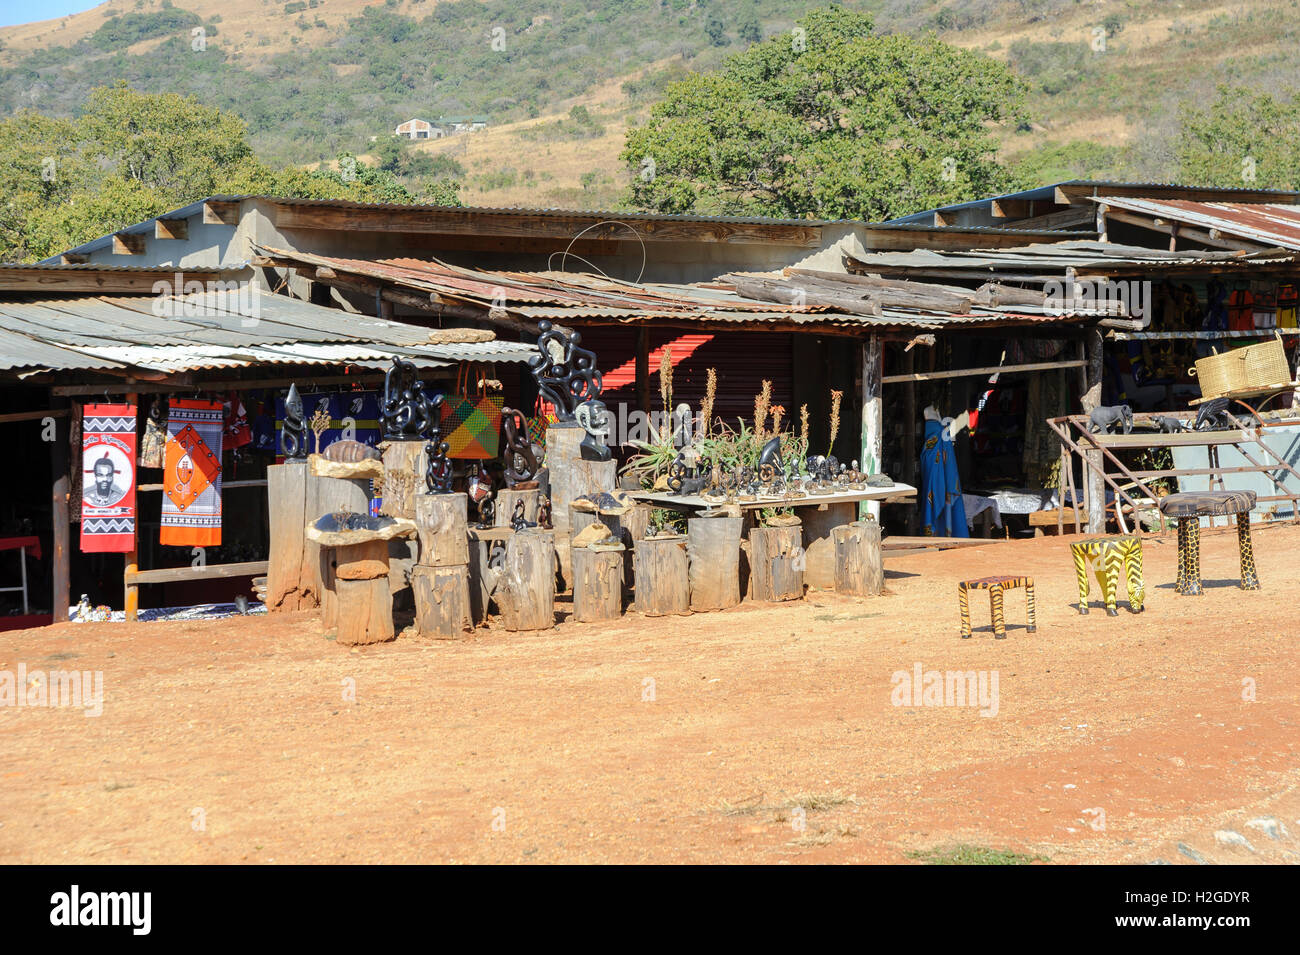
[1, 523, 1298, 864]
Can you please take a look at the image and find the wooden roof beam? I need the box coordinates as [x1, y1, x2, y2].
[155, 217, 189, 240]
[111, 232, 145, 255]
[203, 200, 241, 225]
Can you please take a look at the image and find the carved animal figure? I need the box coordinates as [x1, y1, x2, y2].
[322, 439, 380, 462]
[1088, 404, 1133, 435]
[1194, 398, 1231, 431]
[1149, 416, 1188, 434]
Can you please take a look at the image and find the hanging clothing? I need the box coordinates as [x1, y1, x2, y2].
[160, 399, 223, 547]
[1277, 284, 1298, 329]
[921, 418, 968, 538]
[1228, 287, 1255, 332]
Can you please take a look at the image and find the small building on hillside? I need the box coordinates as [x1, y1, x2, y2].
[433, 116, 489, 135]
[394, 118, 442, 140]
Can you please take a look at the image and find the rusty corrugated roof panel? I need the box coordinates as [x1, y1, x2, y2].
[1091, 196, 1300, 250]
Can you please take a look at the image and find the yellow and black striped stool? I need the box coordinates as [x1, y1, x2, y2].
[1157, 491, 1260, 596]
[958, 575, 1036, 639]
[1069, 535, 1144, 616]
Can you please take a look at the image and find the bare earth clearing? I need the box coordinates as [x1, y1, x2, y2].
[2, 524, 1298, 864]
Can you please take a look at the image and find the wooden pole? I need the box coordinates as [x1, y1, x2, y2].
[266, 462, 311, 610]
[633, 536, 690, 616]
[49, 394, 70, 623]
[496, 527, 556, 631]
[571, 545, 624, 622]
[749, 524, 805, 602]
[901, 347, 918, 535]
[334, 539, 394, 645]
[1081, 328, 1105, 533]
[832, 519, 884, 596]
[686, 516, 742, 611]
[861, 334, 883, 520]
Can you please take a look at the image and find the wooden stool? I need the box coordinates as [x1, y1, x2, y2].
[1158, 491, 1259, 596]
[1069, 535, 1144, 616]
[958, 575, 1035, 639]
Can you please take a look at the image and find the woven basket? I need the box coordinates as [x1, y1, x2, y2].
[1190, 336, 1290, 398]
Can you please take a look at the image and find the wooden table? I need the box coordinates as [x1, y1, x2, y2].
[629, 484, 917, 589]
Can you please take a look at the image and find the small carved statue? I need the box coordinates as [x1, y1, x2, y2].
[424, 439, 453, 494]
[1194, 398, 1232, 431]
[574, 397, 612, 461]
[501, 408, 540, 487]
[757, 436, 784, 484]
[476, 497, 495, 530]
[511, 498, 538, 532]
[1088, 403, 1133, 435]
[282, 383, 307, 460]
[381, 358, 440, 440]
[537, 495, 553, 529]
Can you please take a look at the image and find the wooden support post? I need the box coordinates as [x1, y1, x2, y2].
[633, 536, 690, 616]
[411, 492, 471, 638]
[636, 328, 651, 425]
[320, 547, 337, 628]
[414, 493, 469, 566]
[833, 519, 884, 596]
[604, 504, 650, 594]
[379, 440, 426, 520]
[49, 395, 70, 623]
[267, 462, 312, 610]
[411, 565, 472, 638]
[686, 517, 742, 612]
[861, 334, 883, 520]
[496, 527, 556, 631]
[467, 527, 511, 626]
[1082, 328, 1105, 533]
[799, 501, 856, 590]
[303, 471, 370, 611]
[494, 487, 540, 528]
[901, 348, 918, 535]
[123, 392, 140, 621]
[749, 524, 805, 602]
[334, 539, 394, 645]
[571, 545, 624, 622]
[545, 423, 617, 589]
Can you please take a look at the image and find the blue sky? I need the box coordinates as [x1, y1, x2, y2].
[0, 1, 102, 28]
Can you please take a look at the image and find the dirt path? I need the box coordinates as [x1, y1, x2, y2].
[2, 523, 1297, 864]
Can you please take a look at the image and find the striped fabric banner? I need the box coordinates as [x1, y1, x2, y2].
[159, 399, 223, 547]
[80, 403, 137, 553]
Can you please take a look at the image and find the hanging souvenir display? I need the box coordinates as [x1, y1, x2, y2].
[139, 398, 167, 469]
[224, 391, 252, 449]
[80, 402, 137, 553]
[160, 398, 224, 546]
[439, 363, 504, 459]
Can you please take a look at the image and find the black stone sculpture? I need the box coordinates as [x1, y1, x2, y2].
[282, 382, 307, 460]
[476, 497, 495, 530]
[501, 407, 539, 487]
[757, 436, 784, 484]
[511, 498, 538, 532]
[1194, 398, 1232, 431]
[575, 398, 612, 461]
[424, 438, 453, 494]
[528, 320, 603, 421]
[381, 358, 440, 440]
[537, 495, 552, 530]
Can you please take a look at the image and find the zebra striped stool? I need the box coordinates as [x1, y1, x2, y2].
[1069, 535, 1144, 616]
[958, 575, 1036, 639]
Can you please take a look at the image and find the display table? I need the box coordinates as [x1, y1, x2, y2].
[628, 484, 917, 589]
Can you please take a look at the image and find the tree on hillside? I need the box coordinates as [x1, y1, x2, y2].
[1176, 85, 1300, 190]
[0, 84, 458, 262]
[621, 7, 1026, 221]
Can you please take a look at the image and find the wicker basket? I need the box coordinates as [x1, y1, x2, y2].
[1189, 335, 1291, 398]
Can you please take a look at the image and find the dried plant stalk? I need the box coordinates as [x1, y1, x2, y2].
[753, 379, 772, 445]
[800, 404, 809, 445]
[829, 389, 843, 451]
[770, 404, 785, 435]
[700, 368, 717, 439]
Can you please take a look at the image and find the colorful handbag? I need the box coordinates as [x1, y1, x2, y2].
[439, 363, 504, 459]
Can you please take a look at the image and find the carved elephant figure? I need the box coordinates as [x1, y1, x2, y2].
[1088, 404, 1133, 435]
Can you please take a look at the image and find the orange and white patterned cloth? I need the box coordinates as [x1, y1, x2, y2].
[159, 399, 223, 546]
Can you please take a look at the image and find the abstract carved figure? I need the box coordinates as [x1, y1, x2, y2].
[757, 436, 784, 484]
[381, 358, 439, 441]
[1158, 490, 1260, 595]
[1069, 535, 1144, 616]
[1194, 398, 1233, 432]
[528, 320, 603, 421]
[500, 407, 539, 487]
[1088, 404, 1133, 435]
[958, 575, 1036, 639]
[574, 397, 611, 461]
[282, 383, 307, 460]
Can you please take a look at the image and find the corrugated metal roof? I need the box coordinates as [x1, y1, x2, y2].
[267, 246, 1095, 331]
[845, 241, 1300, 274]
[0, 287, 534, 376]
[1091, 196, 1300, 251]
